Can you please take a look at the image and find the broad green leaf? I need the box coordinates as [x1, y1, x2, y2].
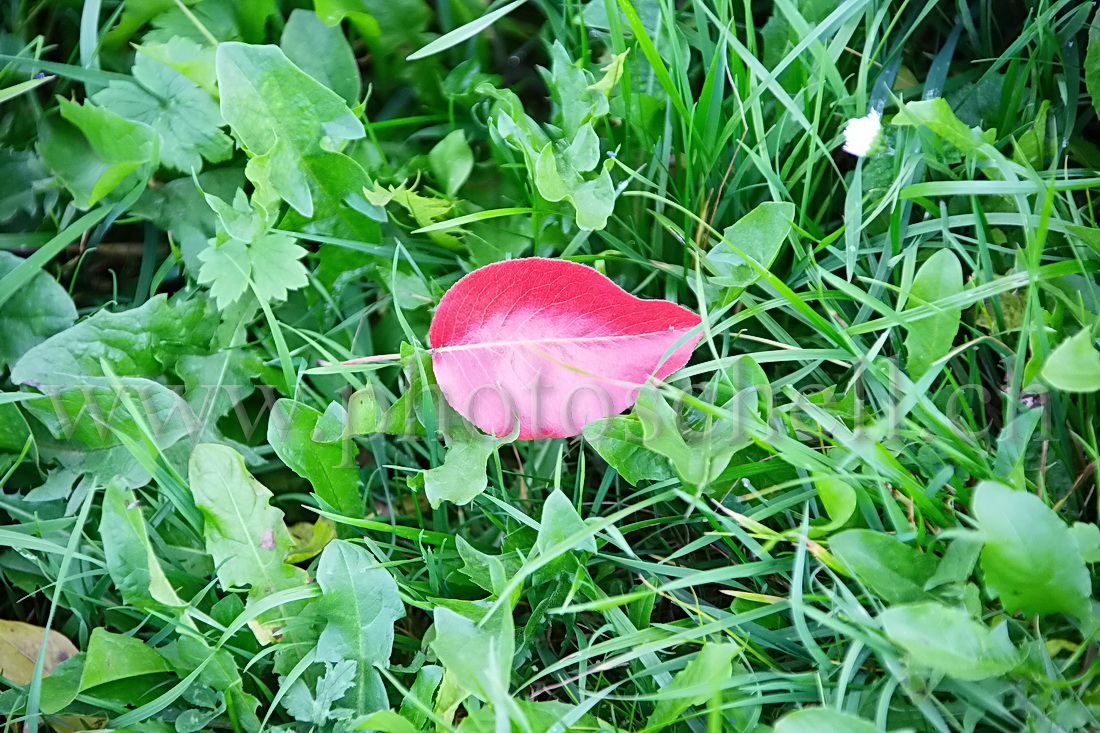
[293, 154, 379, 239]
[534, 142, 615, 231]
[830, 529, 937, 604]
[1041, 330, 1100, 393]
[430, 603, 513, 704]
[398, 665, 443, 730]
[304, 399, 346, 441]
[537, 490, 596, 554]
[582, 414, 675, 485]
[282, 9, 360, 105]
[531, 146, 569, 202]
[22, 376, 196, 455]
[58, 95, 158, 163]
[173, 707, 221, 733]
[894, 98, 993, 155]
[382, 269, 433, 310]
[12, 296, 233, 481]
[17, 421, 153, 488]
[811, 475, 857, 535]
[543, 41, 608, 136]
[992, 408, 1043, 489]
[1072, 522, 1100, 563]
[317, 0, 430, 54]
[490, 42, 621, 232]
[457, 536, 520, 600]
[774, 708, 878, 733]
[135, 37, 217, 97]
[711, 354, 772, 428]
[635, 385, 748, 489]
[561, 121, 600, 172]
[648, 643, 738, 729]
[707, 201, 795, 288]
[348, 386, 420, 436]
[23, 466, 78, 502]
[38, 99, 156, 207]
[359, 710, 420, 733]
[696, 356, 770, 473]
[487, 104, 549, 157]
[635, 388, 702, 485]
[973, 481, 1091, 619]
[188, 443, 304, 596]
[0, 251, 76, 371]
[176, 347, 262, 426]
[315, 540, 404, 714]
[79, 628, 170, 690]
[429, 129, 474, 197]
[0, 150, 50, 222]
[215, 42, 365, 216]
[315, 0, 381, 30]
[1012, 100, 1052, 167]
[566, 168, 616, 232]
[903, 248, 963, 378]
[10, 294, 216, 385]
[1085, 10, 1100, 119]
[423, 421, 509, 508]
[318, 407, 354, 453]
[100, 479, 185, 611]
[268, 399, 363, 517]
[1067, 224, 1100, 258]
[0, 400, 33, 456]
[39, 653, 84, 714]
[925, 535, 982, 590]
[93, 51, 231, 172]
[880, 601, 1019, 680]
[166, 634, 250, 700]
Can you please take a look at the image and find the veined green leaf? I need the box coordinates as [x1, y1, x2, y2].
[315, 540, 404, 714]
[903, 248, 963, 378]
[973, 481, 1091, 619]
[268, 399, 363, 517]
[100, 479, 185, 611]
[188, 443, 305, 596]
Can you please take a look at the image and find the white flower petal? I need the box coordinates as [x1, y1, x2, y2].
[842, 110, 883, 157]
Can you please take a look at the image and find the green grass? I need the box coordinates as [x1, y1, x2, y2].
[1, 0, 1100, 732]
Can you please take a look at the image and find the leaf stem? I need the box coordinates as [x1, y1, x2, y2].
[334, 352, 404, 365]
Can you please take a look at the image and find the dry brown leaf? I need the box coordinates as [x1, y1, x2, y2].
[48, 715, 107, 732]
[0, 619, 78, 685]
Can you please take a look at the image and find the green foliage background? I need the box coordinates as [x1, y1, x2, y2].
[1, 0, 1100, 731]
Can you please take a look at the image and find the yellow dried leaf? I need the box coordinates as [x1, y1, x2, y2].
[0, 619, 78, 685]
[286, 517, 337, 564]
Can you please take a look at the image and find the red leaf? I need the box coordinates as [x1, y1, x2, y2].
[429, 258, 701, 439]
